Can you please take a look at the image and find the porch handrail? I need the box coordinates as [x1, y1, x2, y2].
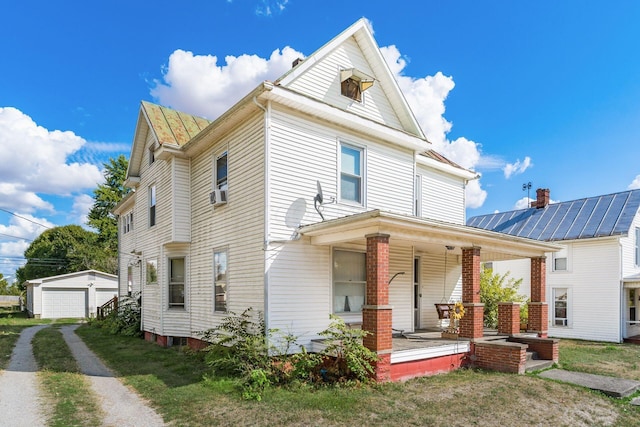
[97, 296, 118, 320]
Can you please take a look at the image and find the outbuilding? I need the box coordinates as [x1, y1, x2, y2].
[24, 270, 118, 319]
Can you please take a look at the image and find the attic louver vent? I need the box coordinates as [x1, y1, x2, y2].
[340, 68, 374, 102]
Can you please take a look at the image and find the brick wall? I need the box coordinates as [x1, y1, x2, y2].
[474, 341, 527, 374]
[530, 257, 546, 302]
[509, 336, 559, 362]
[462, 247, 481, 303]
[459, 303, 484, 339]
[528, 302, 548, 337]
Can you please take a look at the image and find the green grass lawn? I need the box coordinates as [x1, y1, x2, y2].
[76, 325, 640, 427]
[32, 326, 103, 427]
[559, 339, 640, 381]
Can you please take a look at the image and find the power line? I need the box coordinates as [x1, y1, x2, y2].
[0, 207, 52, 230]
[0, 233, 33, 242]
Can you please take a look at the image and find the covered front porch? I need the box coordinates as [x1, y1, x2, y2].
[299, 210, 561, 381]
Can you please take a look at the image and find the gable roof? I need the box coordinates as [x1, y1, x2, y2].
[275, 18, 425, 139]
[23, 269, 117, 285]
[127, 101, 211, 178]
[467, 189, 640, 242]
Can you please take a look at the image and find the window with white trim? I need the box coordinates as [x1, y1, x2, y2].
[215, 150, 228, 191]
[333, 250, 366, 314]
[214, 249, 228, 312]
[552, 246, 568, 271]
[149, 145, 155, 165]
[340, 143, 363, 204]
[635, 227, 640, 266]
[127, 265, 133, 295]
[414, 174, 422, 217]
[122, 212, 133, 234]
[553, 288, 568, 326]
[169, 257, 185, 308]
[146, 259, 157, 285]
[149, 185, 156, 227]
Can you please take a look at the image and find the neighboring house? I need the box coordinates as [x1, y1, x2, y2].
[24, 270, 118, 319]
[114, 19, 559, 381]
[468, 188, 640, 343]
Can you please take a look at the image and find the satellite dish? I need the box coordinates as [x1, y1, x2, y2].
[314, 180, 325, 221]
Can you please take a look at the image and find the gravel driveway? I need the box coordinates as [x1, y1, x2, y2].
[0, 324, 165, 427]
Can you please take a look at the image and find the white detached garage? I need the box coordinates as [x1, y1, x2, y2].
[24, 270, 118, 319]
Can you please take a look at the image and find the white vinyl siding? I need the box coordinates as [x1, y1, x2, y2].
[417, 251, 462, 329]
[268, 108, 414, 241]
[418, 165, 465, 224]
[284, 37, 403, 130]
[389, 246, 413, 332]
[636, 227, 640, 266]
[171, 158, 191, 242]
[188, 113, 265, 335]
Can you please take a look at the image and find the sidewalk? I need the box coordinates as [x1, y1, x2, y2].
[539, 369, 640, 399]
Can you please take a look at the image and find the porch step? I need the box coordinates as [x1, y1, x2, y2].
[525, 351, 554, 372]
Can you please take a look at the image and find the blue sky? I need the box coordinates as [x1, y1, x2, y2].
[1, 0, 639, 280]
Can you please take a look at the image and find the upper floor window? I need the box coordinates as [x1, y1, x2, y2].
[215, 151, 228, 191]
[340, 143, 363, 204]
[122, 212, 133, 234]
[149, 185, 156, 227]
[340, 68, 374, 103]
[636, 228, 640, 266]
[169, 257, 185, 308]
[414, 174, 422, 217]
[149, 145, 155, 165]
[552, 246, 568, 272]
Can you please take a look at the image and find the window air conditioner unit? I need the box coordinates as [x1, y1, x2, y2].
[209, 189, 227, 206]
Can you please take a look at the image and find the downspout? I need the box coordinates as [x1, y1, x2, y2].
[253, 96, 271, 332]
[619, 240, 624, 342]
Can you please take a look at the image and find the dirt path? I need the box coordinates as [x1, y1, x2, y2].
[60, 325, 165, 427]
[0, 324, 49, 427]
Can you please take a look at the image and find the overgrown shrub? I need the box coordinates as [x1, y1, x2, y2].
[480, 269, 526, 328]
[94, 293, 142, 337]
[318, 315, 378, 383]
[199, 309, 379, 400]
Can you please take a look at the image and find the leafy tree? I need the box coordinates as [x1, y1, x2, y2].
[0, 274, 21, 295]
[87, 155, 130, 256]
[15, 225, 115, 283]
[480, 268, 526, 328]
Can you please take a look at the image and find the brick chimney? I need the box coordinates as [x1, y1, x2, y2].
[533, 188, 550, 209]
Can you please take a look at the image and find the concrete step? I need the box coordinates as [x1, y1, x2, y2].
[525, 358, 554, 372]
[526, 351, 539, 361]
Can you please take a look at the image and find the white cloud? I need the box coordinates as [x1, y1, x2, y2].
[255, 0, 289, 16]
[71, 193, 94, 227]
[514, 197, 532, 210]
[150, 47, 304, 120]
[503, 156, 532, 179]
[0, 107, 103, 199]
[628, 175, 640, 189]
[380, 45, 487, 208]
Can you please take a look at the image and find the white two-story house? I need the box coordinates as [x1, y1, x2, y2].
[114, 19, 558, 381]
[468, 188, 640, 343]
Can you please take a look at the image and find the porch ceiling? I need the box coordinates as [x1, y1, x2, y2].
[298, 210, 562, 261]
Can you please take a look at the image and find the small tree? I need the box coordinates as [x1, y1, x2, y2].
[480, 268, 526, 328]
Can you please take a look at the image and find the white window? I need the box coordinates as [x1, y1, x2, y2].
[169, 257, 185, 308]
[127, 266, 133, 295]
[149, 185, 156, 227]
[214, 249, 228, 312]
[635, 228, 640, 266]
[146, 259, 157, 285]
[215, 151, 228, 191]
[122, 212, 133, 234]
[553, 288, 568, 326]
[340, 143, 363, 204]
[414, 174, 422, 217]
[333, 250, 366, 314]
[552, 246, 568, 271]
[149, 145, 155, 165]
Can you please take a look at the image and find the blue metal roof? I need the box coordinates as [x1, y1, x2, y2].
[467, 190, 640, 242]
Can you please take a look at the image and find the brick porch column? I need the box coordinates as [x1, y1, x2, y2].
[529, 256, 548, 337]
[498, 302, 521, 335]
[363, 233, 392, 382]
[459, 247, 484, 339]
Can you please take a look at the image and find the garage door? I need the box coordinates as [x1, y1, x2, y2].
[42, 289, 87, 318]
